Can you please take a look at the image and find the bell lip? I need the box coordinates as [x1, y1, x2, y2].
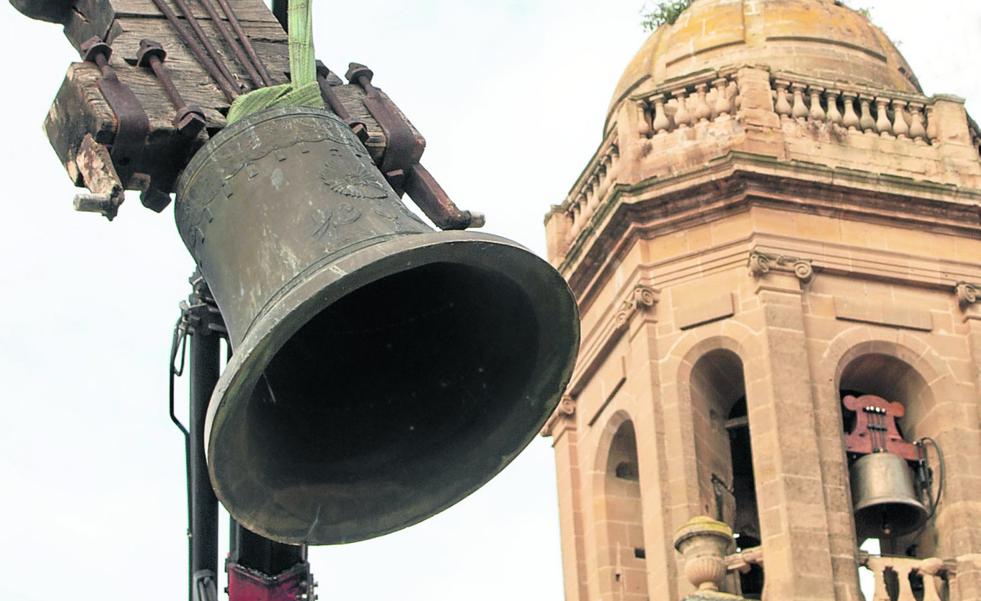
[205, 230, 580, 545]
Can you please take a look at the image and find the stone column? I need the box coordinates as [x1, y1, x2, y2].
[946, 301, 981, 601]
[632, 320, 681, 601]
[544, 397, 589, 601]
[745, 271, 837, 600]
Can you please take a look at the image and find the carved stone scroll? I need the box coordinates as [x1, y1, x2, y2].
[748, 250, 815, 284]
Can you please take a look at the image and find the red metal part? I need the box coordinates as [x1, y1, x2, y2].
[227, 561, 313, 601]
[842, 394, 919, 461]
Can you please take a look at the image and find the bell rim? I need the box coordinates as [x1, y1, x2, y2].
[205, 230, 580, 545]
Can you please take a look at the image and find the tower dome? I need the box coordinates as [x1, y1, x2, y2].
[609, 0, 920, 122]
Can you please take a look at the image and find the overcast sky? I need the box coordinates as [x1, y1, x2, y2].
[0, 1, 978, 600]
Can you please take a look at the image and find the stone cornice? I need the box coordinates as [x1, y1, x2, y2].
[559, 153, 981, 311]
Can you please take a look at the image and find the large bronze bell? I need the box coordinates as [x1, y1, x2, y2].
[850, 452, 928, 540]
[175, 106, 580, 545]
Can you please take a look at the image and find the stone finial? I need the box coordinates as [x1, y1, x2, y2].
[674, 517, 738, 597]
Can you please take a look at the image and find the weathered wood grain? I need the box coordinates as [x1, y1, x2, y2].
[65, 0, 281, 48]
[45, 63, 115, 185]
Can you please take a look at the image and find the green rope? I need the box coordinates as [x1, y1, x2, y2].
[226, 0, 324, 124]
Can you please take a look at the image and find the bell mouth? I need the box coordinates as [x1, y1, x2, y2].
[854, 500, 929, 539]
[205, 231, 579, 545]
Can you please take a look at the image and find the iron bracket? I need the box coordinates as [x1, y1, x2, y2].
[345, 63, 484, 230]
[80, 37, 150, 190]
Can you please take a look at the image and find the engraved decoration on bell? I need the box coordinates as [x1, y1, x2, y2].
[312, 203, 362, 240]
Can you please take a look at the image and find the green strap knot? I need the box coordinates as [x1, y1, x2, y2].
[226, 0, 324, 124]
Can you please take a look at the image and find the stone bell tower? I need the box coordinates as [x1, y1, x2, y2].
[541, 1, 981, 600]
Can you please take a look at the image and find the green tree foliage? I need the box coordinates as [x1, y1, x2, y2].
[641, 0, 693, 31]
[640, 0, 871, 32]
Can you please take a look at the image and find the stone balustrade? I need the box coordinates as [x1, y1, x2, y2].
[562, 133, 620, 240]
[638, 71, 740, 137]
[771, 74, 932, 144]
[859, 553, 952, 601]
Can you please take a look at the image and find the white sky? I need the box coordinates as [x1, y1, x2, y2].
[0, 1, 978, 600]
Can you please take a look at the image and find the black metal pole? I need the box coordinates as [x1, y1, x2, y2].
[175, 274, 226, 601]
[189, 322, 221, 599]
[232, 524, 307, 575]
[272, 0, 288, 31]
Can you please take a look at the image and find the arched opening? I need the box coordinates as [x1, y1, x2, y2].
[839, 353, 934, 442]
[690, 349, 763, 598]
[602, 420, 648, 601]
[839, 352, 941, 600]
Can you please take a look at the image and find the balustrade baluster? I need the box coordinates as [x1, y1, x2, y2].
[842, 91, 860, 130]
[569, 199, 582, 237]
[926, 105, 940, 143]
[712, 78, 732, 118]
[825, 89, 842, 124]
[774, 80, 792, 118]
[808, 86, 826, 121]
[859, 94, 876, 132]
[580, 188, 594, 223]
[871, 562, 890, 601]
[791, 83, 809, 120]
[875, 97, 893, 136]
[918, 558, 945, 601]
[891, 99, 909, 138]
[894, 564, 917, 601]
[637, 100, 653, 137]
[693, 83, 711, 123]
[908, 102, 927, 142]
[673, 89, 691, 128]
[651, 94, 671, 134]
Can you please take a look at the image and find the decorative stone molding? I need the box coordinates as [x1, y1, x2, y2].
[614, 285, 659, 331]
[956, 281, 979, 309]
[748, 251, 815, 284]
[568, 284, 658, 397]
[542, 394, 577, 438]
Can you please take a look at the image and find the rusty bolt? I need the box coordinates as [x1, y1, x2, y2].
[345, 63, 374, 86]
[135, 39, 167, 68]
[175, 106, 207, 137]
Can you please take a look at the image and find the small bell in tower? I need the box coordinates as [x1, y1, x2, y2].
[842, 395, 934, 540]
